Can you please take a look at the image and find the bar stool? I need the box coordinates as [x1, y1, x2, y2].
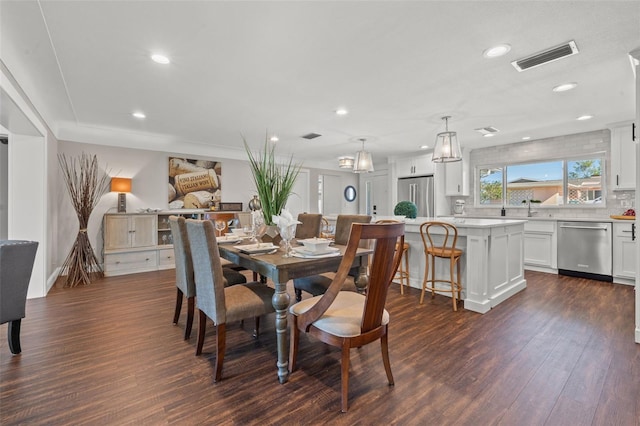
[376, 220, 410, 294]
[419, 221, 463, 311]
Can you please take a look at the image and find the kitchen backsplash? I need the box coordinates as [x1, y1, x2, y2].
[452, 129, 636, 219]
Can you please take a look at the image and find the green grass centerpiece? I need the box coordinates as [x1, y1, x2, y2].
[394, 201, 418, 219]
[244, 137, 302, 226]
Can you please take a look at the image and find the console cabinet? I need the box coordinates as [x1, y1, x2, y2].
[103, 210, 239, 276]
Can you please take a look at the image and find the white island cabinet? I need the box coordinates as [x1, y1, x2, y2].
[402, 217, 527, 313]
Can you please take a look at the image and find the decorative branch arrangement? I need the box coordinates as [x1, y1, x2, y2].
[58, 153, 111, 287]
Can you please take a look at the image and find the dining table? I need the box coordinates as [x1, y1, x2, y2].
[217, 240, 372, 384]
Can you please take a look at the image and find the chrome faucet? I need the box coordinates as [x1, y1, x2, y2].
[526, 200, 536, 217]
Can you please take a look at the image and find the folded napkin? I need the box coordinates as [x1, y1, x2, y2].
[272, 209, 302, 239]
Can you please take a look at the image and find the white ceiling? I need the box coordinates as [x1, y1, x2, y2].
[1, 1, 639, 169]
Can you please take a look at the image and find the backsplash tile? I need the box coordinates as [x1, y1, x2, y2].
[454, 129, 635, 219]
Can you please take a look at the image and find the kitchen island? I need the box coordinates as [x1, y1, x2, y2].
[399, 217, 527, 314]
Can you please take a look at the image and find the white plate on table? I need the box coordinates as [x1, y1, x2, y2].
[234, 243, 278, 254]
[217, 235, 243, 244]
[292, 248, 341, 259]
[293, 246, 340, 256]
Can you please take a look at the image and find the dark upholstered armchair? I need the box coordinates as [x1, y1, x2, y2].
[0, 240, 39, 354]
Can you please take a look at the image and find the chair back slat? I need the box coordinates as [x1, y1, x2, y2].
[185, 220, 228, 324]
[360, 223, 404, 332]
[334, 214, 372, 245]
[420, 221, 459, 258]
[169, 216, 195, 297]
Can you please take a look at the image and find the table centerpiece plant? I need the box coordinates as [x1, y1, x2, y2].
[244, 136, 302, 230]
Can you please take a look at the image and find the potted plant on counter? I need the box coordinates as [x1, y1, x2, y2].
[394, 201, 418, 219]
[244, 136, 301, 242]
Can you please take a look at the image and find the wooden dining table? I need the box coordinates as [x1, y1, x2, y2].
[218, 242, 372, 384]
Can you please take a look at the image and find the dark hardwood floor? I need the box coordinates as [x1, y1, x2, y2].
[1, 270, 638, 425]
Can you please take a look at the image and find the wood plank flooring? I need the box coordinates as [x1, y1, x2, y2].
[1, 270, 638, 425]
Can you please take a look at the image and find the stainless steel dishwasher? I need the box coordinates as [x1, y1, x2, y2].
[557, 221, 612, 281]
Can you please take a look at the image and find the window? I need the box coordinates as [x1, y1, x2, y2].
[476, 156, 604, 207]
[506, 161, 563, 206]
[479, 167, 503, 205]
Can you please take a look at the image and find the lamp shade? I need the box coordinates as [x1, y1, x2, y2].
[338, 156, 355, 169]
[111, 177, 132, 193]
[352, 139, 374, 173]
[432, 116, 462, 163]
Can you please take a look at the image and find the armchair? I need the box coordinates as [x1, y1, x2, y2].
[0, 240, 39, 354]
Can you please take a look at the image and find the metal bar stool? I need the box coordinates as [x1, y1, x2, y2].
[419, 221, 463, 311]
[376, 220, 410, 294]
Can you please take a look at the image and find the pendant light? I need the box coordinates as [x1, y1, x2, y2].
[353, 138, 374, 173]
[432, 116, 462, 163]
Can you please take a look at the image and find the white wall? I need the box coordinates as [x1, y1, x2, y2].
[0, 130, 7, 240]
[57, 140, 361, 265]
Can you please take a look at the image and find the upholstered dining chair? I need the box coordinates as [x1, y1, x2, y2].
[289, 222, 405, 412]
[0, 240, 39, 355]
[185, 219, 275, 382]
[169, 216, 247, 340]
[295, 213, 322, 240]
[293, 214, 371, 301]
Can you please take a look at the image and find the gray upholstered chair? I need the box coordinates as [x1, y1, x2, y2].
[293, 214, 371, 301]
[185, 219, 275, 382]
[0, 240, 39, 355]
[295, 213, 322, 240]
[289, 222, 405, 412]
[169, 216, 247, 340]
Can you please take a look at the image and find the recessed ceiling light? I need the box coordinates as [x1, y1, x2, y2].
[269, 135, 279, 142]
[132, 112, 146, 119]
[522, 136, 531, 140]
[483, 44, 511, 58]
[552, 82, 578, 92]
[576, 115, 593, 121]
[420, 145, 429, 150]
[335, 108, 348, 116]
[151, 54, 170, 65]
[483, 134, 495, 138]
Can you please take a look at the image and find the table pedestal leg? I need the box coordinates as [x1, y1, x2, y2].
[273, 279, 290, 383]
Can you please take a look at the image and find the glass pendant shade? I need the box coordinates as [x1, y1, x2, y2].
[353, 139, 374, 173]
[432, 116, 462, 163]
[338, 156, 355, 169]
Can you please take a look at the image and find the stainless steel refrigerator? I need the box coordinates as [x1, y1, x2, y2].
[397, 175, 434, 217]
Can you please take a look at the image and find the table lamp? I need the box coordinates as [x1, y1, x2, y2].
[111, 177, 132, 213]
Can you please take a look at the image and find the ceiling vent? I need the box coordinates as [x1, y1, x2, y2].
[474, 126, 500, 135]
[511, 40, 579, 72]
[301, 132, 322, 140]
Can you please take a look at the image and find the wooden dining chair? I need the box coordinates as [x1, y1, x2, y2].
[289, 221, 405, 412]
[185, 219, 275, 382]
[169, 216, 247, 340]
[419, 221, 463, 311]
[293, 214, 371, 301]
[295, 213, 323, 240]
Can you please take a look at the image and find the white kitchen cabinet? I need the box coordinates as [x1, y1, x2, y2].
[444, 149, 469, 196]
[610, 123, 636, 190]
[613, 222, 636, 283]
[396, 154, 434, 178]
[523, 220, 557, 271]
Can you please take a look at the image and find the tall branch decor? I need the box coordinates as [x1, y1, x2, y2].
[58, 153, 111, 287]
